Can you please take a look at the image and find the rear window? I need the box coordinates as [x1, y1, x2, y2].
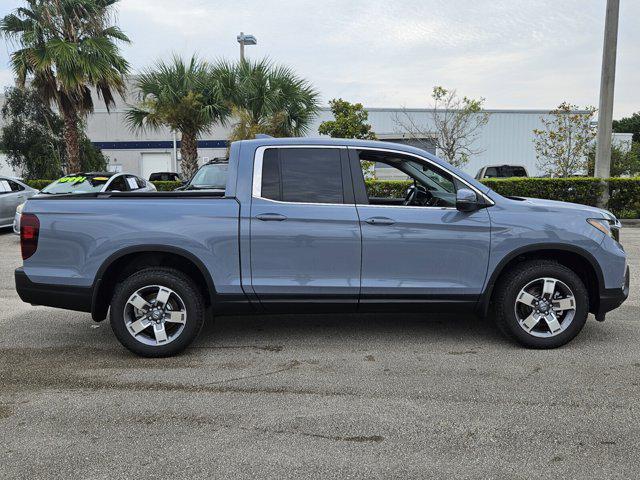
[260, 148, 344, 204]
[41, 175, 111, 194]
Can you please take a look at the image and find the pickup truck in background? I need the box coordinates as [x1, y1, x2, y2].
[15, 138, 629, 357]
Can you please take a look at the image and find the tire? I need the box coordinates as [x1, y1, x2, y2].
[110, 267, 205, 357]
[494, 260, 589, 349]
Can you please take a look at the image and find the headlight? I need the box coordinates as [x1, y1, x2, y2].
[587, 217, 620, 242]
[16, 203, 25, 215]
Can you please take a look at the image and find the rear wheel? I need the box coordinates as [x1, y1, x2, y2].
[494, 260, 589, 348]
[110, 268, 205, 357]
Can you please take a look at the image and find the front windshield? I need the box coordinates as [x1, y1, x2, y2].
[189, 163, 228, 189]
[41, 175, 111, 194]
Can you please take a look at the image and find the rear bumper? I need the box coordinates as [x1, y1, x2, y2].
[597, 266, 630, 316]
[15, 268, 92, 313]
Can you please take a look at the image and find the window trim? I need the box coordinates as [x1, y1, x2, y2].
[252, 145, 352, 206]
[349, 146, 495, 208]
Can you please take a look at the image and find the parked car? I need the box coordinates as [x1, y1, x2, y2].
[0, 176, 38, 230]
[176, 158, 228, 191]
[13, 172, 156, 234]
[475, 165, 529, 179]
[149, 172, 181, 182]
[15, 138, 628, 357]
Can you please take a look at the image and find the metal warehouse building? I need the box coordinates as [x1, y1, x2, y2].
[1, 84, 631, 178]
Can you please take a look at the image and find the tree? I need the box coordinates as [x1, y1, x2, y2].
[533, 102, 596, 177]
[319, 99, 377, 140]
[125, 56, 230, 179]
[1, 86, 107, 179]
[613, 112, 640, 142]
[1, 0, 130, 174]
[221, 59, 319, 142]
[394, 86, 489, 168]
[586, 141, 640, 177]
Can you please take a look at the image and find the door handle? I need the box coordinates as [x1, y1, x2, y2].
[364, 216, 395, 226]
[256, 213, 288, 222]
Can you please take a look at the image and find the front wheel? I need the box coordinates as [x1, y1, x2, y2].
[494, 260, 589, 348]
[110, 268, 205, 357]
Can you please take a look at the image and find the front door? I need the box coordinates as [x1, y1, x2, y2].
[250, 146, 361, 311]
[350, 148, 491, 308]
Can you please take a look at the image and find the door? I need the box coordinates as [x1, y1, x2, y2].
[0, 179, 26, 226]
[141, 153, 172, 180]
[249, 146, 361, 311]
[349, 148, 491, 307]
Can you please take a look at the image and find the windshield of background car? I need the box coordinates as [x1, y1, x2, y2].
[189, 163, 228, 188]
[41, 175, 111, 194]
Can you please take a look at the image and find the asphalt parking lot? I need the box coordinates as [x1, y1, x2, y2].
[1, 229, 639, 479]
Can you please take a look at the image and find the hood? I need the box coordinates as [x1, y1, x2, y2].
[514, 196, 616, 220]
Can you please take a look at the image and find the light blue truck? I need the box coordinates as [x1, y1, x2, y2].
[15, 138, 629, 357]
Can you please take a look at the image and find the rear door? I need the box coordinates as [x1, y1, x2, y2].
[249, 146, 361, 311]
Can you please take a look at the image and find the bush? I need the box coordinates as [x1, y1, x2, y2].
[152, 181, 182, 191]
[26, 179, 54, 190]
[480, 178, 604, 207]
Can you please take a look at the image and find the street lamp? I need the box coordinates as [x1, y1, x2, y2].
[237, 32, 257, 62]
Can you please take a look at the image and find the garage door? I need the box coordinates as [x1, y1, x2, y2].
[141, 153, 172, 180]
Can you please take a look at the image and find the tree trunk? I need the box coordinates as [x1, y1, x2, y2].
[63, 110, 81, 174]
[180, 131, 199, 180]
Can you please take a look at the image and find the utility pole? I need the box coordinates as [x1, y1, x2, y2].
[594, 0, 620, 207]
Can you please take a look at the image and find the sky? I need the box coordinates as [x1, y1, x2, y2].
[0, 0, 638, 118]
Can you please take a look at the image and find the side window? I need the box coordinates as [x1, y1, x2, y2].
[357, 150, 458, 208]
[7, 180, 25, 192]
[106, 176, 129, 192]
[136, 177, 147, 189]
[260, 148, 344, 204]
[0, 180, 9, 194]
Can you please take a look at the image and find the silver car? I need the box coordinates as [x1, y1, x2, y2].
[0, 177, 38, 231]
[13, 172, 156, 233]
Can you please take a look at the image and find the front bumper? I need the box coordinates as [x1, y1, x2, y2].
[597, 266, 630, 317]
[15, 268, 92, 313]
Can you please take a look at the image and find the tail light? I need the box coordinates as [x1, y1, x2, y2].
[20, 213, 40, 260]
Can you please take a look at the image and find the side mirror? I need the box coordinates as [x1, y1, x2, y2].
[456, 188, 479, 212]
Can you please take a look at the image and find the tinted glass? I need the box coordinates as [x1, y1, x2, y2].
[279, 148, 343, 203]
[261, 149, 280, 200]
[484, 167, 498, 178]
[107, 176, 128, 191]
[8, 180, 24, 192]
[136, 177, 146, 188]
[499, 166, 527, 177]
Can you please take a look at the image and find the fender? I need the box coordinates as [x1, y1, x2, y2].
[476, 242, 605, 317]
[91, 244, 217, 321]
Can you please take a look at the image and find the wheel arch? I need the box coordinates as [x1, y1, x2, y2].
[478, 243, 605, 317]
[91, 245, 215, 321]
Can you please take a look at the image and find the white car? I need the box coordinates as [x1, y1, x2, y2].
[0, 176, 38, 231]
[475, 165, 529, 180]
[13, 172, 156, 234]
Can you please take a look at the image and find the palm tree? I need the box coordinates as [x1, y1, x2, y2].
[126, 56, 230, 179]
[217, 59, 319, 142]
[1, 0, 130, 173]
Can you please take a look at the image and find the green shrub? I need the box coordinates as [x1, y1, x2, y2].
[26, 179, 54, 190]
[365, 180, 411, 198]
[480, 177, 605, 207]
[152, 181, 182, 191]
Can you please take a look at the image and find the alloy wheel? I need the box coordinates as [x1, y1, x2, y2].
[124, 285, 187, 346]
[514, 277, 576, 338]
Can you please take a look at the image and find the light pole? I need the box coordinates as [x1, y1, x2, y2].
[594, 0, 620, 207]
[237, 32, 257, 62]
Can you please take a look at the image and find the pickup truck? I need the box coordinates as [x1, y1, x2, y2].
[15, 137, 629, 357]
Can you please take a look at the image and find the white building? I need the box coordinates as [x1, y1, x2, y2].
[0, 84, 632, 179]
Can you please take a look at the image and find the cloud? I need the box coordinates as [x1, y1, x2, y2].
[0, 0, 638, 116]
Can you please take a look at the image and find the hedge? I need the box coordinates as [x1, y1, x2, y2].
[20, 177, 640, 218]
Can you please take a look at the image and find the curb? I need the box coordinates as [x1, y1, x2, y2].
[621, 219, 640, 228]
